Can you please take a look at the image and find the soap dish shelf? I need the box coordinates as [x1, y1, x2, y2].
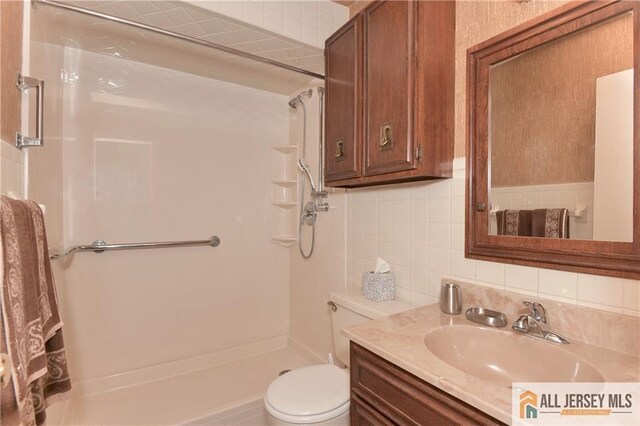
[465, 307, 508, 328]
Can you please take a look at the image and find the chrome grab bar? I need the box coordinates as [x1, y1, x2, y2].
[49, 236, 221, 260]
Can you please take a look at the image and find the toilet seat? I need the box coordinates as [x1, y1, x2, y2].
[264, 364, 350, 424]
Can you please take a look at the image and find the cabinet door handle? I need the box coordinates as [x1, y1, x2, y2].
[379, 122, 393, 151]
[335, 139, 345, 161]
[16, 73, 45, 149]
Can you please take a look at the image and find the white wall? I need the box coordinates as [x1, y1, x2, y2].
[346, 158, 640, 317]
[29, 39, 292, 383]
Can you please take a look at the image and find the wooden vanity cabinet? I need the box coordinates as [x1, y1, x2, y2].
[350, 342, 505, 426]
[324, 0, 455, 188]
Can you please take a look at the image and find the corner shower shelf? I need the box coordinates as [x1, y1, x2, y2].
[271, 180, 298, 187]
[272, 202, 297, 209]
[272, 236, 298, 247]
[271, 144, 298, 154]
[270, 144, 298, 246]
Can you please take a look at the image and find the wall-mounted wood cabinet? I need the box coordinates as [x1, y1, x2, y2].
[324, 0, 455, 188]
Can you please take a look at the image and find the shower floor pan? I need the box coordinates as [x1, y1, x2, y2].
[48, 338, 312, 425]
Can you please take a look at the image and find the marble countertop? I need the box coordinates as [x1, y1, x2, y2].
[343, 303, 640, 425]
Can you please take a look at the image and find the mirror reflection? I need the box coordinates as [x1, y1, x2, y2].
[488, 12, 634, 242]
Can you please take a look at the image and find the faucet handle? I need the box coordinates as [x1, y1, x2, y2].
[522, 300, 547, 324]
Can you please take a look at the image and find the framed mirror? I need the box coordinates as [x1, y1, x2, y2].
[467, 1, 639, 278]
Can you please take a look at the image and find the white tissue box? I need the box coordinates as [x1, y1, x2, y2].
[361, 272, 395, 302]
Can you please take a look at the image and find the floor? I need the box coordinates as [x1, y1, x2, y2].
[48, 346, 312, 425]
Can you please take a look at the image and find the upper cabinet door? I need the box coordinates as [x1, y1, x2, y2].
[363, 0, 416, 176]
[325, 16, 362, 183]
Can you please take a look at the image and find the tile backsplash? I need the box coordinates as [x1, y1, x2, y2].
[346, 158, 640, 317]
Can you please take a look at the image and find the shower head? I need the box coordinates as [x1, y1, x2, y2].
[288, 89, 313, 109]
[288, 98, 300, 108]
[298, 159, 316, 192]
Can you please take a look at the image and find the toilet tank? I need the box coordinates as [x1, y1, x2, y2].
[329, 290, 413, 367]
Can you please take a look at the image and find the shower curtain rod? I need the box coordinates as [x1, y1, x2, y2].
[35, 0, 325, 80]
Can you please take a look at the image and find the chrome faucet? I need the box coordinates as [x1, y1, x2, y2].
[512, 301, 569, 344]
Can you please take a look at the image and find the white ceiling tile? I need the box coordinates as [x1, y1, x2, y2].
[202, 32, 236, 46]
[143, 11, 174, 28]
[102, 2, 139, 20]
[128, 1, 159, 16]
[152, 1, 181, 12]
[182, 5, 217, 22]
[197, 19, 227, 35]
[172, 22, 207, 38]
[227, 29, 259, 44]
[163, 8, 194, 27]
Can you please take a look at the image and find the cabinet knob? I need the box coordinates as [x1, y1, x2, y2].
[379, 122, 393, 151]
[476, 202, 486, 212]
[335, 139, 345, 162]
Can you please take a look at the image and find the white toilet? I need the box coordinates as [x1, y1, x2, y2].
[264, 290, 412, 425]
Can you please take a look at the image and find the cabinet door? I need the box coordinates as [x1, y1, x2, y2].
[363, 0, 417, 176]
[325, 16, 362, 182]
[351, 395, 394, 426]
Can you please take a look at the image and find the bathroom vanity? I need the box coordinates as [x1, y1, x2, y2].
[343, 284, 640, 425]
[350, 342, 502, 425]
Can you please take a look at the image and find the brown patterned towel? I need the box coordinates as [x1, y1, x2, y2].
[496, 209, 533, 237]
[1, 196, 71, 426]
[532, 208, 570, 239]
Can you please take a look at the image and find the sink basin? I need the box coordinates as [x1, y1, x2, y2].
[424, 325, 604, 387]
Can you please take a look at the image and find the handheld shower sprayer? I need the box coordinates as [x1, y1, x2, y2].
[289, 87, 327, 259]
[297, 159, 316, 192]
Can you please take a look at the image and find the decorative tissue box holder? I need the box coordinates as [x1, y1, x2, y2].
[361, 272, 395, 302]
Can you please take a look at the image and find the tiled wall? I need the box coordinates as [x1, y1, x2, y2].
[490, 182, 594, 239]
[190, 0, 349, 49]
[346, 158, 640, 317]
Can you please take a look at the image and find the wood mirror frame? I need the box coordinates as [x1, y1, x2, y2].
[466, 0, 640, 279]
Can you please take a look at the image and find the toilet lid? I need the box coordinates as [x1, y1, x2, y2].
[265, 364, 350, 421]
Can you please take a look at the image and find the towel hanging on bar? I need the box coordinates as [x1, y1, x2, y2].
[0, 196, 71, 426]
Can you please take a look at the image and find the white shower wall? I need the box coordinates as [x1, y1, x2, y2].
[28, 37, 292, 383]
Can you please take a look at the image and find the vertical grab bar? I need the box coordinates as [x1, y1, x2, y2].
[16, 72, 45, 149]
